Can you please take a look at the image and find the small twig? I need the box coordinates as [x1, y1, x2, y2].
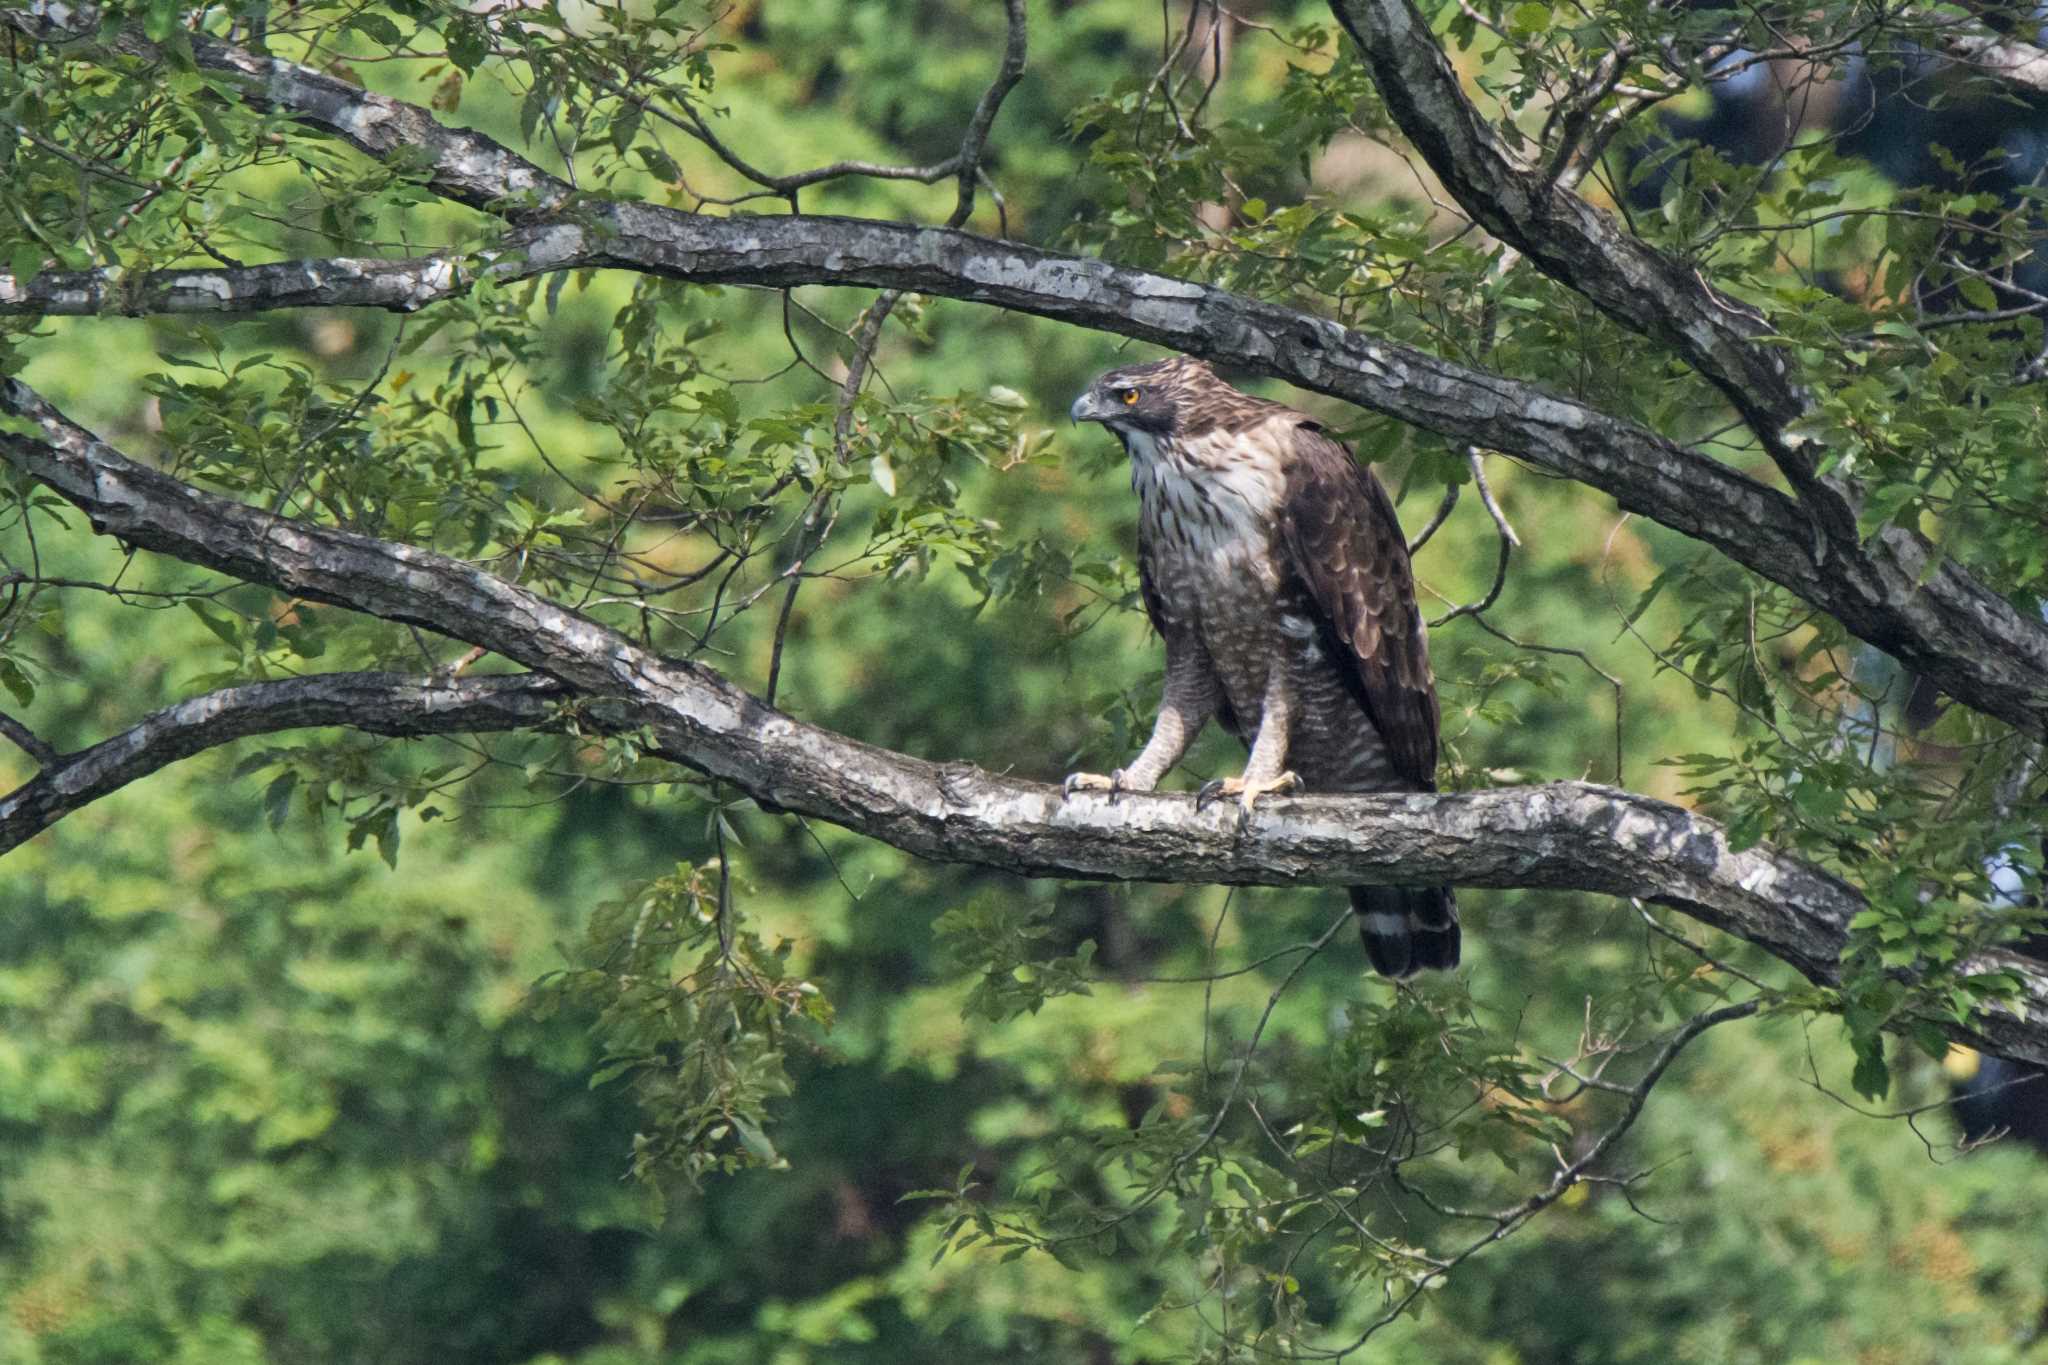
[764, 572, 806, 708]
[1406, 481, 1459, 554]
[1461, 613, 1626, 787]
[766, 289, 900, 705]
[1635, 900, 1771, 993]
[0, 712, 58, 767]
[1424, 246, 1520, 615]
[1318, 1000, 1760, 1357]
[1427, 450, 1518, 627]
[946, 0, 1028, 229]
[1032, 905, 1352, 1253]
[1468, 448, 1521, 549]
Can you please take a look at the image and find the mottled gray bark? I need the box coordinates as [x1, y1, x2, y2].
[6, 202, 2040, 739]
[1, 379, 2042, 1064]
[0, 672, 565, 847]
[0, 254, 474, 316]
[1323, 0, 2048, 742]
[1327, 0, 1807, 455]
[1945, 29, 2048, 94]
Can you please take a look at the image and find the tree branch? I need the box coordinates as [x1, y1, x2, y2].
[0, 381, 2043, 1064]
[4, 204, 2040, 740]
[1936, 26, 2048, 97]
[1326, 0, 1841, 504]
[1356, 999, 1764, 1344]
[0, 711, 59, 767]
[944, 0, 1028, 228]
[0, 252, 472, 315]
[0, 671, 565, 849]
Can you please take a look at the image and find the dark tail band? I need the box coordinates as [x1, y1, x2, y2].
[1349, 885, 1460, 979]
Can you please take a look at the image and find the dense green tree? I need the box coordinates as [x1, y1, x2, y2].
[2, 0, 2046, 1359]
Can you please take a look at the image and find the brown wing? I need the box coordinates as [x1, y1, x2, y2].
[1275, 421, 1440, 789]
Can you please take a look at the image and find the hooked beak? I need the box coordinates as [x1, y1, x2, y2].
[1069, 388, 1115, 425]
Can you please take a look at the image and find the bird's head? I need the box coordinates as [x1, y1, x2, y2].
[1069, 356, 1212, 439]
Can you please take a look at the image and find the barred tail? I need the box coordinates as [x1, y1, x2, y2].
[1349, 885, 1461, 979]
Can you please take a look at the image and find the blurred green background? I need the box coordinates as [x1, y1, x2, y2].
[3, 1, 2046, 1361]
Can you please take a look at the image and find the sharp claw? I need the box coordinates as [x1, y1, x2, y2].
[1252, 775, 1299, 826]
[1199, 772, 1303, 829]
[1062, 770, 1128, 802]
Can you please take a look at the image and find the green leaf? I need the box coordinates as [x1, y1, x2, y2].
[262, 770, 297, 831]
[0, 656, 34, 708]
[1849, 1038, 1891, 1102]
[347, 12, 402, 46]
[183, 600, 241, 647]
[446, 16, 490, 74]
[610, 104, 644, 157]
[731, 1115, 780, 1164]
[9, 246, 43, 287]
[636, 146, 681, 183]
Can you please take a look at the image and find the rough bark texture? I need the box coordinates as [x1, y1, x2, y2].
[0, 672, 565, 846]
[1327, 0, 1808, 455]
[1, 381, 2043, 1064]
[1943, 28, 2048, 95]
[11, 204, 2043, 739]
[1317, 0, 2048, 752]
[0, 254, 473, 315]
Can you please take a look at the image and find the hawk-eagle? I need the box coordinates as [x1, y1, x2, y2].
[1065, 356, 1459, 977]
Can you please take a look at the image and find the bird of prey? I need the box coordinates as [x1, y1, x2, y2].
[1064, 355, 1458, 977]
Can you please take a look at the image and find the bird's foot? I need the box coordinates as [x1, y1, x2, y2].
[1062, 769, 1128, 802]
[1196, 770, 1302, 831]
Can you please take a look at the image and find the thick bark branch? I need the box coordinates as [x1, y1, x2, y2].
[1328, 0, 1805, 446]
[0, 671, 565, 849]
[0, 381, 2043, 1063]
[1323, 0, 1896, 616]
[5, 206, 2040, 740]
[1939, 27, 2048, 96]
[1322, 0, 2048, 732]
[0, 253, 471, 315]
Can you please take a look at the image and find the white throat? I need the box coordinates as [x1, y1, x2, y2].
[1119, 425, 1287, 560]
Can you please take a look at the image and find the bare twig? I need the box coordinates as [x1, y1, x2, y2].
[1405, 481, 1459, 555]
[1325, 1000, 1761, 1355]
[0, 712, 58, 768]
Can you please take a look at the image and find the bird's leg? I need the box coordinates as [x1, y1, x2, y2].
[1062, 695, 1197, 800]
[1065, 641, 1219, 801]
[1196, 668, 1300, 831]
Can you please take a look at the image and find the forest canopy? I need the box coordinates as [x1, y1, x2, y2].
[3, 0, 2047, 1360]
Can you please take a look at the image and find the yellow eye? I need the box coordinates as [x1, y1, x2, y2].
[1119, 388, 1140, 405]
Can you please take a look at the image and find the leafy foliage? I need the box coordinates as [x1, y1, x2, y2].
[3, 0, 2048, 1361]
